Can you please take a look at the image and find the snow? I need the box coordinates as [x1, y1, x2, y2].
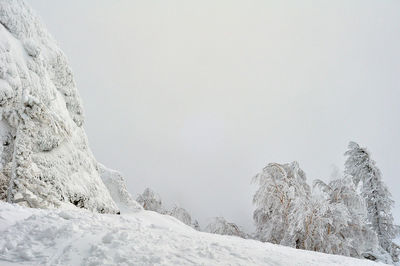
[0, 1, 395, 265]
[98, 164, 142, 214]
[0, 202, 387, 266]
[0, 0, 119, 213]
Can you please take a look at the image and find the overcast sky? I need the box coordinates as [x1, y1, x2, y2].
[26, 0, 400, 230]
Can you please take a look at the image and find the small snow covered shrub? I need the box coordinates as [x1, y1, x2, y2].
[192, 219, 201, 231]
[168, 205, 192, 226]
[168, 205, 193, 226]
[205, 217, 248, 238]
[136, 188, 201, 229]
[168, 206, 201, 229]
[136, 188, 164, 213]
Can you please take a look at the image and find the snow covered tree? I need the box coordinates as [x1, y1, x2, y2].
[136, 189, 201, 229]
[168, 205, 202, 229]
[136, 188, 164, 213]
[283, 191, 351, 255]
[345, 141, 398, 262]
[192, 219, 201, 231]
[392, 241, 400, 264]
[205, 217, 248, 238]
[168, 205, 193, 226]
[0, 172, 7, 200]
[312, 176, 385, 260]
[252, 160, 393, 263]
[252, 161, 311, 245]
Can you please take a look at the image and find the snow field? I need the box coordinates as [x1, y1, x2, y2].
[0, 202, 385, 266]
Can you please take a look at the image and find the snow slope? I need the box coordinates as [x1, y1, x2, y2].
[0, 202, 386, 266]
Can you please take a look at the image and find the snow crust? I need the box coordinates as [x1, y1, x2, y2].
[0, 202, 387, 266]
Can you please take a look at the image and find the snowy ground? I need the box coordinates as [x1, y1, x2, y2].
[0, 202, 386, 266]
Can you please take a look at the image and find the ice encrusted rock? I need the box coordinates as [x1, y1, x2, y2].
[98, 164, 143, 213]
[0, 0, 132, 214]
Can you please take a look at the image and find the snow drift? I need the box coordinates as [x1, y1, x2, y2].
[0, 0, 135, 213]
[0, 202, 386, 266]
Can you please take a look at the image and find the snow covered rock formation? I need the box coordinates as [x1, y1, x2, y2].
[0, 0, 129, 213]
[99, 164, 142, 213]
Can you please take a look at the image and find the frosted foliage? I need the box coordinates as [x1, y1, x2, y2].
[0, 172, 7, 199]
[192, 220, 200, 231]
[313, 177, 388, 262]
[0, 0, 118, 213]
[283, 193, 351, 254]
[252, 162, 311, 244]
[345, 141, 398, 262]
[169, 207, 202, 230]
[393, 241, 400, 264]
[168, 206, 192, 227]
[136, 189, 200, 229]
[205, 217, 247, 238]
[344, 142, 374, 187]
[136, 188, 163, 213]
[252, 161, 394, 264]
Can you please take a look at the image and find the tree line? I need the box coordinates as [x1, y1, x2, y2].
[137, 141, 399, 264]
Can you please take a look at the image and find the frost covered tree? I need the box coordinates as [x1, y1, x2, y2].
[136, 188, 164, 213]
[312, 176, 387, 261]
[0, 172, 7, 200]
[252, 160, 392, 263]
[168, 205, 201, 230]
[168, 205, 193, 226]
[283, 191, 351, 254]
[192, 219, 201, 231]
[345, 141, 398, 262]
[252, 161, 311, 244]
[136, 189, 201, 229]
[205, 217, 248, 238]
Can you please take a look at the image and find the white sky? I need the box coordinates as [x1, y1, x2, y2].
[26, 0, 400, 230]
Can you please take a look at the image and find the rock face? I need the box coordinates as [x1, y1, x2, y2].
[0, 0, 128, 213]
[99, 164, 142, 213]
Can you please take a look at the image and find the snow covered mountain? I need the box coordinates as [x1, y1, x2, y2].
[0, 202, 387, 266]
